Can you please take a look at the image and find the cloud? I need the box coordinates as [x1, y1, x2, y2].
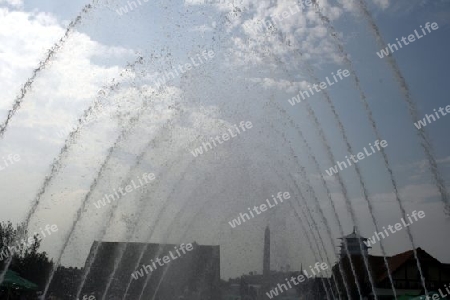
[372, 0, 390, 9]
[393, 156, 450, 181]
[184, 0, 346, 68]
[0, 8, 63, 103]
[0, 0, 22, 8]
[0, 6, 137, 137]
[371, 183, 443, 204]
[189, 24, 215, 33]
[245, 77, 309, 93]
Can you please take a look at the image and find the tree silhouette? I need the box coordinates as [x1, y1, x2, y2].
[0, 221, 54, 291]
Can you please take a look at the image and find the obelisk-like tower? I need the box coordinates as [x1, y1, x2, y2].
[262, 226, 270, 298]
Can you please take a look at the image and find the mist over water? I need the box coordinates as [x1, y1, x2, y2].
[0, 0, 449, 299]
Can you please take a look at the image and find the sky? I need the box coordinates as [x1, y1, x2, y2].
[0, 0, 450, 281]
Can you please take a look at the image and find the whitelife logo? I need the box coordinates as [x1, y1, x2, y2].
[190, 121, 253, 157]
[228, 192, 290, 228]
[93, 173, 155, 209]
[266, 262, 329, 299]
[76, 296, 95, 300]
[116, 0, 149, 16]
[363, 210, 425, 247]
[376, 22, 439, 59]
[414, 104, 450, 129]
[325, 140, 388, 176]
[288, 69, 350, 106]
[0, 224, 58, 261]
[425, 284, 450, 300]
[131, 243, 194, 280]
[0, 153, 20, 171]
[152, 50, 215, 90]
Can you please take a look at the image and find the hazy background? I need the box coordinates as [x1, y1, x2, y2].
[0, 0, 449, 280]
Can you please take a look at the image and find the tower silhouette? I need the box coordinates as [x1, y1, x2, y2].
[262, 226, 271, 299]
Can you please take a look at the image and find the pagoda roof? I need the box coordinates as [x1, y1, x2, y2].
[338, 227, 368, 240]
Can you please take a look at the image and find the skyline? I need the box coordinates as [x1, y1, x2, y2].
[0, 0, 449, 281]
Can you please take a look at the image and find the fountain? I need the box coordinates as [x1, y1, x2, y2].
[0, 0, 447, 299]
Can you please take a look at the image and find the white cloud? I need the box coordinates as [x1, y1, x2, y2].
[393, 156, 450, 182]
[189, 24, 215, 33]
[0, 6, 137, 136]
[0, 8, 63, 102]
[185, 0, 346, 68]
[0, 0, 22, 8]
[245, 77, 309, 93]
[373, 0, 390, 9]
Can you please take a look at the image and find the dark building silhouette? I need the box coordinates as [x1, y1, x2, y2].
[79, 241, 220, 300]
[332, 229, 450, 300]
[46, 266, 84, 299]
